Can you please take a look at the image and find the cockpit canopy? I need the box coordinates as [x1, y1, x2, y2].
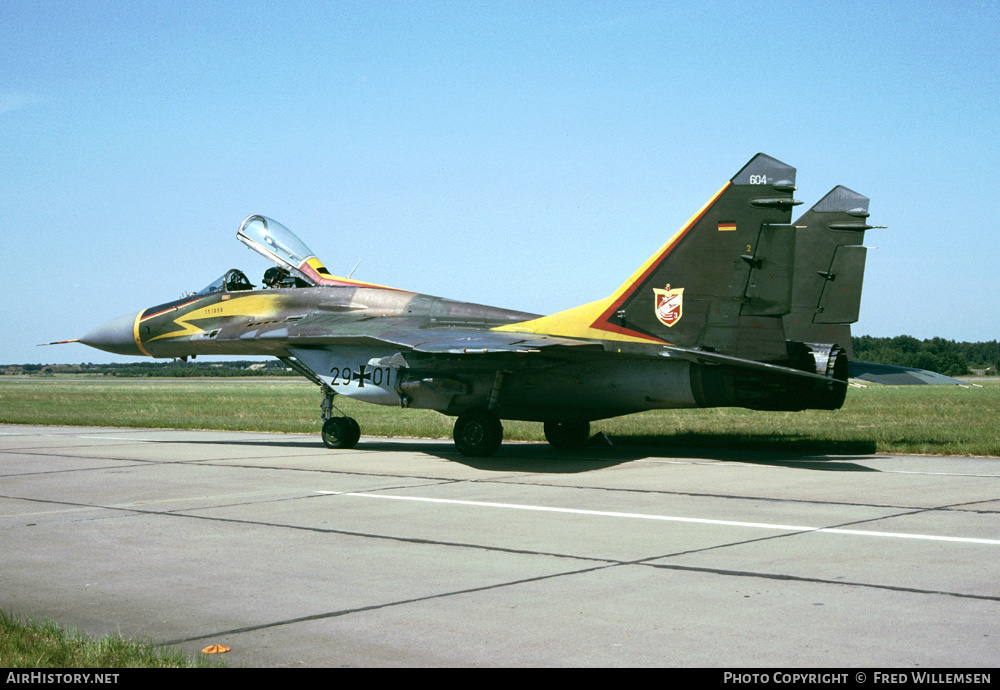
[192, 215, 389, 296]
[237, 215, 337, 287]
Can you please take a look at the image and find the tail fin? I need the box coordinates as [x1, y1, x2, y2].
[783, 186, 874, 357]
[497, 153, 802, 360]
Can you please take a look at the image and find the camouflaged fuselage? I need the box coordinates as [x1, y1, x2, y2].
[128, 286, 540, 360]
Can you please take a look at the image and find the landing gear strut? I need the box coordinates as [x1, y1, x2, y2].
[453, 408, 503, 457]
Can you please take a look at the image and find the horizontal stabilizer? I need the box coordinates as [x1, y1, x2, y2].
[849, 361, 966, 386]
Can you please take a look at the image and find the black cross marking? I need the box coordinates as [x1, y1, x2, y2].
[352, 365, 372, 388]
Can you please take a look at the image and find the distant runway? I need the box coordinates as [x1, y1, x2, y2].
[2, 424, 998, 667]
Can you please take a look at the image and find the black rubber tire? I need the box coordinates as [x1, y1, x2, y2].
[543, 420, 590, 449]
[322, 416, 360, 449]
[343, 416, 361, 448]
[453, 408, 503, 457]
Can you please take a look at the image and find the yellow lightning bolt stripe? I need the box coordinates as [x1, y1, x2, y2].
[147, 294, 285, 342]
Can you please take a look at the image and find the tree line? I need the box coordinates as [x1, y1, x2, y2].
[10, 361, 290, 377]
[852, 336, 999, 377]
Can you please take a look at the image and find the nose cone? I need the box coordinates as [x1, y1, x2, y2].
[80, 311, 144, 356]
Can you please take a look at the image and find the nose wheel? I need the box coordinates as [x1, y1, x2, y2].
[322, 416, 361, 449]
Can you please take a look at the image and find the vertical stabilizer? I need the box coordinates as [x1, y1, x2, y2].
[784, 186, 873, 357]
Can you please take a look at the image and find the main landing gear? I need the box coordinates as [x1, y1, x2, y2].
[453, 408, 503, 457]
[543, 420, 590, 450]
[451, 411, 593, 457]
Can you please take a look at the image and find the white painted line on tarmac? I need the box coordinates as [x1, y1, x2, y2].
[316, 491, 1000, 546]
[637, 458, 1000, 478]
[879, 470, 1000, 478]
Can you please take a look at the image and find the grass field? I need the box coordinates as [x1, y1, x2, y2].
[0, 610, 225, 668]
[1, 377, 998, 457]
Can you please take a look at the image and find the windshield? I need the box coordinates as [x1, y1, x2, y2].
[195, 275, 225, 296]
[194, 269, 253, 295]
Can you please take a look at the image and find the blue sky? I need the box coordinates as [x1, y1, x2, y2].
[3, 0, 999, 364]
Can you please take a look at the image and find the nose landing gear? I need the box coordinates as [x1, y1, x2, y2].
[319, 387, 360, 450]
[279, 355, 363, 451]
[322, 415, 361, 449]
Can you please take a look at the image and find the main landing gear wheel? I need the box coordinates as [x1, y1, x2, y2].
[544, 420, 590, 450]
[322, 416, 361, 449]
[453, 408, 503, 457]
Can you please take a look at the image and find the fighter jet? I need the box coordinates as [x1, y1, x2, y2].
[76, 153, 875, 457]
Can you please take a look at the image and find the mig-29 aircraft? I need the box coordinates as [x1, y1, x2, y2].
[74, 153, 876, 457]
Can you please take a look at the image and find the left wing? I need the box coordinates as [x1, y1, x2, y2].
[275, 320, 842, 385]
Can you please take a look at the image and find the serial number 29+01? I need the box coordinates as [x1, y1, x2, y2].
[329, 365, 393, 388]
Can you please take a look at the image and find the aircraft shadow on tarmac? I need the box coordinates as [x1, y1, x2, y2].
[436, 435, 881, 473]
[177, 433, 881, 474]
